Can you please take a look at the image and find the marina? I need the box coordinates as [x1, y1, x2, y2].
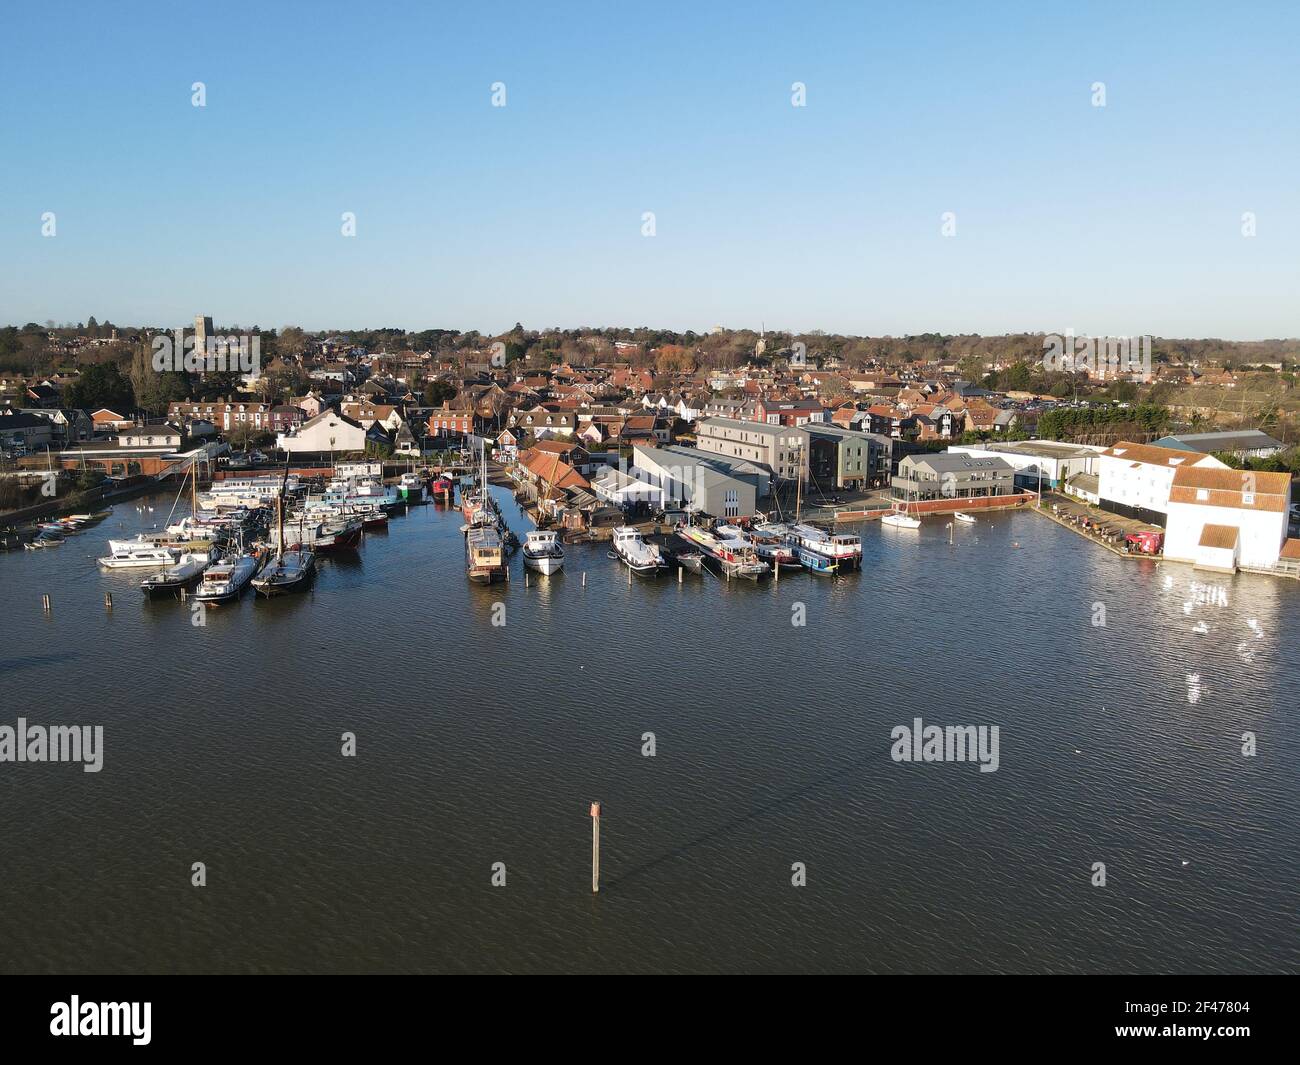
[2, 479, 1297, 973]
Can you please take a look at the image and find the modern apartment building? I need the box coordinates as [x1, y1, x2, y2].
[694, 417, 808, 483]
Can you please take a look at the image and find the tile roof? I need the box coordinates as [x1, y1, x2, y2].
[1169, 466, 1291, 513]
[1197, 524, 1239, 549]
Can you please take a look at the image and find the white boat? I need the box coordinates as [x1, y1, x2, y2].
[140, 551, 214, 596]
[98, 544, 182, 569]
[611, 526, 667, 575]
[193, 551, 263, 602]
[522, 530, 564, 575]
[881, 511, 921, 529]
[784, 523, 862, 568]
[954, 512, 977, 524]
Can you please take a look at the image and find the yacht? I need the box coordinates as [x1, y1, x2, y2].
[611, 526, 667, 575]
[522, 530, 564, 575]
[881, 501, 922, 529]
[954, 512, 977, 524]
[98, 544, 182, 569]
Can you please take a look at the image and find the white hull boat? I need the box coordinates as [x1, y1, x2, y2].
[522, 530, 564, 575]
[193, 551, 263, 602]
[140, 551, 214, 596]
[98, 545, 182, 569]
[611, 526, 667, 575]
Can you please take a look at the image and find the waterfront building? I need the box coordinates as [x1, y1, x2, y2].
[631, 444, 759, 517]
[891, 453, 1015, 502]
[948, 440, 1104, 491]
[694, 417, 808, 483]
[1152, 429, 1286, 461]
[1095, 441, 1228, 526]
[591, 465, 667, 508]
[1164, 466, 1293, 571]
[804, 424, 892, 489]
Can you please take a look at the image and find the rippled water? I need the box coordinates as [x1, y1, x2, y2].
[1, 488, 1297, 973]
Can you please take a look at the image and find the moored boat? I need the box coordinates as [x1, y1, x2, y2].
[678, 524, 768, 580]
[466, 525, 507, 584]
[140, 550, 214, 596]
[98, 544, 181, 569]
[251, 549, 316, 596]
[522, 530, 564, 575]
[611, 526, 667, 575]
[785, 522, 862, 569]
[954, 511, 977, 524]
[193, 549, 263, 602]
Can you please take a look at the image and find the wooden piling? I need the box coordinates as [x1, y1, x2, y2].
[677, 565, 683, 584]
[41, 593, 51, 612]
[590, 801, 601, 893]
[582, 572, 586, 587]
[104, 593, 112, 610]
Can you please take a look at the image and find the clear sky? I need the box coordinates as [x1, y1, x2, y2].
[1, 0, 1297, 339]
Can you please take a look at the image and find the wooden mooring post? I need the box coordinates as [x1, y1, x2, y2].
[590, 801, 601, 893]
[41, 593, 51, 613]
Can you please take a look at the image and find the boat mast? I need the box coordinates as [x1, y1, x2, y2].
[795, 442, 803, 524]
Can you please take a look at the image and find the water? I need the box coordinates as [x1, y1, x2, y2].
[1, 490, 1297, 973]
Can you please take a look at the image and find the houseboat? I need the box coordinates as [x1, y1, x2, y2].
[783, 523, 862, 570]
[466, 525, 507, 584]
[677, 524, 768, 580]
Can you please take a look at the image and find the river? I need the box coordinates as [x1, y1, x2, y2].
[0, 487, 1296, 973]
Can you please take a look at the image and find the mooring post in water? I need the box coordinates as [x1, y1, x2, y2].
[41, 593, 51, 612]
[678, 565, 683, 584]
[582, 571, 586, 587]
[104, 593, 112, 611]
[590, 801, 601, 893]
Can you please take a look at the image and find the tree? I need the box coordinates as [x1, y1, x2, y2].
[65, 363, 133, 413]
[423, 379, 458, 406]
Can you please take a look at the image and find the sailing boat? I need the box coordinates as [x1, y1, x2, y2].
[253, 467, 316, 596]
[881, 496, 921, 529]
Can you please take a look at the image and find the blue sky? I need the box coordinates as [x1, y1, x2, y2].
[1, 0, 1297, 338]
